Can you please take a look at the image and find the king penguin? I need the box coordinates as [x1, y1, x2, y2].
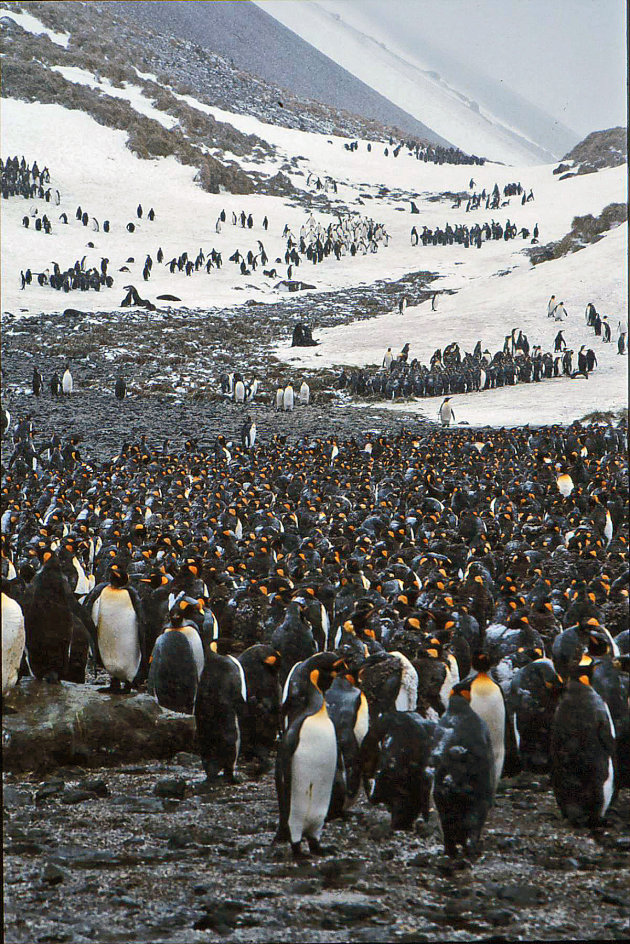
[91, 564, 144, 692]
[468, 652, 507, 788]
[550, 660, 617, 826]
[61, 366, 73, 395]
[439, 397, 455, 427]
[147, 599, 205, 713]
[2, 588, 26, 697]
[276, 658, 339, 857]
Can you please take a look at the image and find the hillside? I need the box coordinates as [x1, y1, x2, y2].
[0, 2, 627, 428]
[109, 0, 452, 148]
[554, 127, 628, 178]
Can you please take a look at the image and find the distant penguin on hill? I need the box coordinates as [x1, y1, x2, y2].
[62, 366, 73, 395]
[234, 379, 245, 404]
[50, 372, 62, 398]
[32, 367, 43, 397]
[275, 388, 284, 411]
[114, 377, 126, 400]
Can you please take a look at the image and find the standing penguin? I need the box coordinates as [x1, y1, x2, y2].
[238, 644, 281, 772]
[241, 415, 256, 450]
[234, 379, 245, 404]
[25, 551, 89, 683]
[383, 347, 393, 370]
[114, 377, 126, 400]
[550, 661, 616, 826]
[298, 381, 310, 405]
[429, 682, 495, 858]
[275, 659, 339, 857]
[195, 641, 247, 782]
[283, 385, 295, 412]
[50, 372, 62, 398]
[91, 565, 144, 692]
[2, 589, 26, 697]
[439, 397, 455, 427]
[275, 387, 284, 411]
[32, 367, 43, 397]
[61, 366, 73, 395]
[147, 599, 205, 713]
[468, 652, 507, 788]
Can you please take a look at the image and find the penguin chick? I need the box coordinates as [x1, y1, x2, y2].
[429, 683, 495, 859]
[195, 642, 247, 782]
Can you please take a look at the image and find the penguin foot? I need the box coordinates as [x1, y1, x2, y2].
[223, 773, 242, 785]
[291, 842, 309, 860]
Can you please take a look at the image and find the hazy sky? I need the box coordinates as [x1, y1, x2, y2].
[259, 0, 628, 137]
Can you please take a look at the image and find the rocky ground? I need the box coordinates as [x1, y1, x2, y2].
[3, 718, 629, 944]
[1, 271, 439, 461]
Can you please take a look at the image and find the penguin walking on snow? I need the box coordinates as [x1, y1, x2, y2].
[429, 681, 495, 858]
[551, 660, 616, 826]
[439, 397, 455, 427]
[195, 641, 247, 782]
[91, 565, 144, 692]
[276, 658, 339, 857]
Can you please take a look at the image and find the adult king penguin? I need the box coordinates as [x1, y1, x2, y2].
[91, 564, 144, 692]
[276, 657, 340, 858]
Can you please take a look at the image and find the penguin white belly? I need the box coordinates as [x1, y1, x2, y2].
[2, 593, 25, 697]
[72, 557, 91, 596]
[176, 626, 205, 680]
[602, 757, 615, 817]
[353, 693, 369, 746]
[289, 709, 337, 843]
[392, 652, 418, 712]
[471, 679, 505, 788]
[97, 588, 141, 682]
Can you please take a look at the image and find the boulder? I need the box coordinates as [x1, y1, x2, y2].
[2, 679, 195, 774]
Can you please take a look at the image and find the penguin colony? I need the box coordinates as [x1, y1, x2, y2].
[410, 217, 527, 250]
[2, 418, 628, 858]
[343, 137, 485, 167]
[6, 154, 392, 301]
[340, 332, 599, 402]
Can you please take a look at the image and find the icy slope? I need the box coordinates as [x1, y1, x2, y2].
[257, 0, 575, 165]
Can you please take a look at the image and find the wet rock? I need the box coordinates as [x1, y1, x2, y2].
[3, 679, 195, 775]
[35, 780, 66, 803]
[487, 883, 544, 906]
[41, 861, 65, 885]
[111, 795, 166, 814]
[61, 788, 98, 805]
[77, 778, 109, 797]
[194, 897, 246, 932]
[153, 777, 188, 799]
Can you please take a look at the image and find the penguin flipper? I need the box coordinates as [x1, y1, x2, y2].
[275, 716, 305, 841]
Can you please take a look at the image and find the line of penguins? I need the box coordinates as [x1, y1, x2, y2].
[339, 332, 599, 404]
[452, 181, 536, 214]
[1, 420, 628, 860]
[410, 217, 528, 249]
[344, 137, 485, 167]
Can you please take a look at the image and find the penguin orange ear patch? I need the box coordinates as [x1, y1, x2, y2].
[264, 655, 277, 665]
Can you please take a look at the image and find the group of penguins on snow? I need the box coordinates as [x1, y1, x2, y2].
[344, 137, 485, 167]
[2, 419, 628, 859]
[451, 181, 535, 213]
[338, 327, 600, 406]
[410, 217, 530, 249]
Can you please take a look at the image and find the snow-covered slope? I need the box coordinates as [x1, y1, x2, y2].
[257, 0, 577, 165]
[1, 59, 626, 425]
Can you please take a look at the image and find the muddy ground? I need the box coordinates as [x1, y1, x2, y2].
[3, 747, 629, 944]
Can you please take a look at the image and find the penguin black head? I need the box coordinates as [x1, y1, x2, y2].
[308, 652, 347, 693]
[449, 678, 472, 701]
[471, 651, 492, 673]
[109, 564, 129, 588]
